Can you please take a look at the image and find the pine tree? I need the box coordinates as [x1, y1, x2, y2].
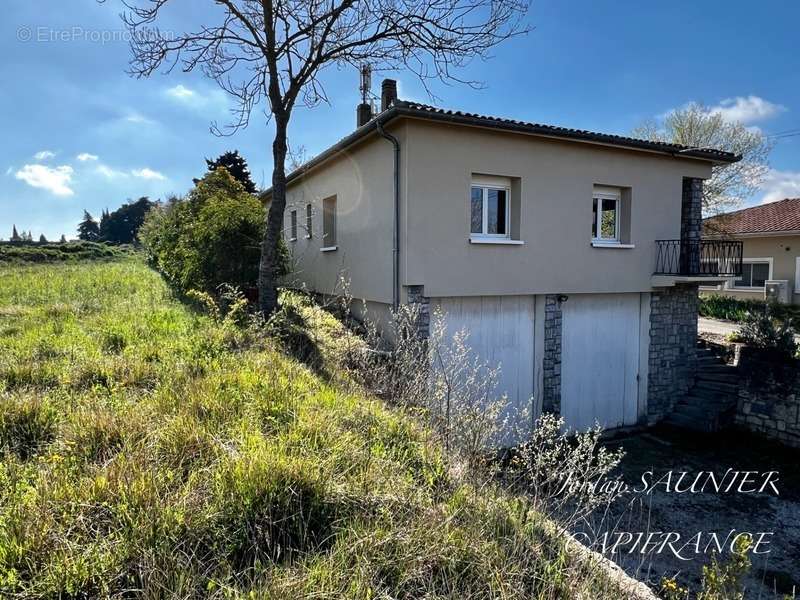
[77, 211, 100, 241]
[201, 151, 258, 194]
[59, 234, 67, 243]
[39, 234, 48, 243]
[10, 225, 21, 242]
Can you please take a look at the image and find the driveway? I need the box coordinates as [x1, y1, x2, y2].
[579, 427, 800, 598]
[698, 316, 741, 338]
[699, 316, 800, 343]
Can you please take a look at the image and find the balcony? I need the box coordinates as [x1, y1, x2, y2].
[653, 239, 743, 286]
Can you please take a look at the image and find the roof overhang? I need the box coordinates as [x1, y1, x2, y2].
[261, 102, 741, 199]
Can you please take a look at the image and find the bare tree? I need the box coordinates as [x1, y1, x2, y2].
[633, 103, 773, 215]
[112, 0, 530, 315]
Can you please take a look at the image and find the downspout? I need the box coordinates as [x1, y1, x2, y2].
[376, 119, 400, 311]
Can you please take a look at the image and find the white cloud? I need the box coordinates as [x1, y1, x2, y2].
[15, 164, 74, 196]
[706, 96, 785, 125]
[33, 150, 56, 161]
[759, 169, 800, 204]
[124, 112, 157, 125]
[166, 84, 195, 100]
[77, 153, 99, 162]
[165, 84, 227, 112]
[95, 164, 129, 179]
[131, 168, 166, 181]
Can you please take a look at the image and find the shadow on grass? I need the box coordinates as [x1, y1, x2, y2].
[270, 302, 330, 380]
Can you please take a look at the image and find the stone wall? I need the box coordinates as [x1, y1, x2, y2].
[648, 284, 699, 423]
[406, 285, 430, 339]
[735, 347, 800, 448]
[542, 295, 562, 414]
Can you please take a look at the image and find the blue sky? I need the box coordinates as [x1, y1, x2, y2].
[2, 0, 799, 240]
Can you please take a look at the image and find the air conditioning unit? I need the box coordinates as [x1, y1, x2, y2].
[765, 280, 790, 304]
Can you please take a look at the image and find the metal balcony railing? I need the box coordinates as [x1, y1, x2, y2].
[654, 239, 743, 277]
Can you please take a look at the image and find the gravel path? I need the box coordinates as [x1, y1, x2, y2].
[581, 427, 800, 598]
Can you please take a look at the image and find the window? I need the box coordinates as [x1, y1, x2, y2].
[322, 195, 337, 249]
[733, 259, 771, 289]
[470, 180, 510, 238]
[305, 203, 313, 238]
[289, 210, 297, 241]
[592, 187, 620, 243]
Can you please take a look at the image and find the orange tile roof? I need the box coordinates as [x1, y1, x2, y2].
[704, 198, 800, 235]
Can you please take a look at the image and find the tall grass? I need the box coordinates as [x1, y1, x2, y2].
[0, 259, 630, 598]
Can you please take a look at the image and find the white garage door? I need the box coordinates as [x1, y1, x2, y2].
[561, 293, 641, 432]
[434, 296, 536, 436]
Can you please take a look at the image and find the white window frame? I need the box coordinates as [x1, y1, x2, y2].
[592, 186, 621, 244]
[289, 209, 298, 242]
[470, 176, 511, 240]
[728, 257, 773, 290]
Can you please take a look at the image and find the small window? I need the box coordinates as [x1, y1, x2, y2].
[322, 196, 337, 248]
[592, 187, 620, 242]
[470, 182, 510, 238]
[305, 203, 313, 238]
[289, 210, 298, 241]
[734, 260, 771, 288]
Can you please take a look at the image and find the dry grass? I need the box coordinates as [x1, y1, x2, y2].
[0, 259, 629, 598]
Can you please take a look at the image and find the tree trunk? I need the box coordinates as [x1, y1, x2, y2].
[258, 115, 289, 316]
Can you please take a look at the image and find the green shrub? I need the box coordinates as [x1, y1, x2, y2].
[737, 314, 797, 361]
[0, 241, 131, 264]
[139, 167, 289, 296]
[700, 294, 800, 326]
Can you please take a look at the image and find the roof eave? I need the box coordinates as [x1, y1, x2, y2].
[261, 104, 739, 198]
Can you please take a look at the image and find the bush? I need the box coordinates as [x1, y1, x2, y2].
[737, 313, 797, 361]
[139, 167, 289, 296]
[0, 241, 130, 264]
[700, 294, 800, 326]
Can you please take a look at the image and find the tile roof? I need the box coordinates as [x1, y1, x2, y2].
[263, 98, 740, 196]
[704, 198, 800, 235]
[392, 100, 741, 163]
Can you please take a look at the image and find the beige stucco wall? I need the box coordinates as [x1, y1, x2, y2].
[281, 122, 405, 304]
[282, 116, 715, 301]
[701, 234, 800, 304]
[402, 119, 712, 297]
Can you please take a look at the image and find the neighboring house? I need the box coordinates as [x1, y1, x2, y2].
[702, 198, 800, 305]
[263, 79, 740, 437]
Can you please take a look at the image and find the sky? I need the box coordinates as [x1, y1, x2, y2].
[1, 0, 799, 240]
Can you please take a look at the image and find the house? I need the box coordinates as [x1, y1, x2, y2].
[702, 198, 800, 305]
[263, 79, 741, 435]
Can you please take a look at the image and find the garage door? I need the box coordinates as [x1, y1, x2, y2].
[561, 293, 641, 431]
[434, 296, 535, 438]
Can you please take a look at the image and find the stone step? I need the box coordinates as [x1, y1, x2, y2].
[680, 394, 736, 411]
[663, 412, 718, 432]
[671, 403, 716, 421]
[694, 379, 739, 394]
[697, 363, 737, 372]
[696, 371, 739, 384]
[685, 386, 738, 404]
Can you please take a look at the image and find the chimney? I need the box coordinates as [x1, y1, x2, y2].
[381, 79, 397, 112]
[356, 103, 372, 127]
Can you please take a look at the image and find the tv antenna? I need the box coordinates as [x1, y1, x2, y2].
[359, 64, 372, 104]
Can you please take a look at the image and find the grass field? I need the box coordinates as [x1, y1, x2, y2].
[0, 258, 624, 598]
